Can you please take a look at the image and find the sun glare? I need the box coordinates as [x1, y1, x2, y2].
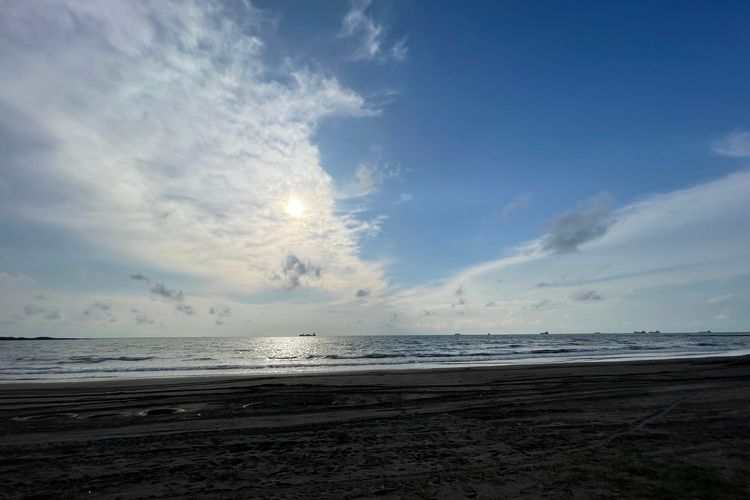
[286, 199, 305, 218]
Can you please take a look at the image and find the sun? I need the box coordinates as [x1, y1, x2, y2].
[286, 199, 305, 218]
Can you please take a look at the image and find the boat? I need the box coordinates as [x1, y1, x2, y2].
[299, 332, 316, 337]
[648, 330, 660, 334]
[540, 331, 549, 335]
[454, 333, 461, 336]
[698, 330, 712, 334]
[633, 330, 646, 334]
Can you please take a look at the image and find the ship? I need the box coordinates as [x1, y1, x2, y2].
[299, 332, 316, 337]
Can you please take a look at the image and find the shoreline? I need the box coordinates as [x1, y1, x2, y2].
[2, 349, 750, 387]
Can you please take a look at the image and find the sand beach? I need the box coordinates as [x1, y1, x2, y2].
[2, 356, 749, 498]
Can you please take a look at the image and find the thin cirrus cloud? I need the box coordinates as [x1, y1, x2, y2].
[711, 130, 750, 158]
[339, 0, 408, 62]
[338, 163, 401, 199]
[0, 0, 386, 298]
[498, 194, 530, 219]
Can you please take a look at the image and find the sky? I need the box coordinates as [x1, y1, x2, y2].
[1, 0, 749, 337]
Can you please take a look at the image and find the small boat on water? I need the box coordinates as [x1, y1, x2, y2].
[648, 330, 660, 334]
[540, 331, 549, 335]
[634, 330, 646, 334]
[699, 330, 712, 334]
[299, 332, 316, 337]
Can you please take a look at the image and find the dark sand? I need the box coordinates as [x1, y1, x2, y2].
[2, 356, 750, 499]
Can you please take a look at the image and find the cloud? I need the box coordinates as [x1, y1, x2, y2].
[149, 283, 184, 302]
[711, 130, 750, 158]
[209, 305, 232, 325]
[339, 163, 401, 198]
[44, 310, 61, 320]
[131, 308, 154, 325]
[129, 273, 197, 316]
[24, 304, 62, 320]
[23, 305, 44, 315]
[129, 273, 151, 284]
[355, 164, 378, 194]
[707, 294, 732, 304]
[386, 171, 750, 334]
[355, 288, 371, 297]
[530, 299, 553, 311]
[541, 192, 614, 254]
[175, 303, 195, 315]
[82, 302, 116, 322]
[571, 290, 603, 302]
[394, 193, 413, 205]
[498, 194, 530, 219]
[0, 0, 385, 299]
[450, 286, 467, 307]
[339, 0, 407, 62]
[391, 37, 409, 62]
[273, 254, 322, 290]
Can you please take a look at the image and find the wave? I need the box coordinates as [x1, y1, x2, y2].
[304, 351, 504, 360]
[527, 348, 579, 354]
[3, 333, 748, 381]
[59, 356, 156, 364]
[0, 359, 433, 376]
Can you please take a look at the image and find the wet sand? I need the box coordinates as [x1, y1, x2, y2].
[2, 356, 750, 499]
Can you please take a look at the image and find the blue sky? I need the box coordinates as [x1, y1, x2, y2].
[1, 0, 749, 336]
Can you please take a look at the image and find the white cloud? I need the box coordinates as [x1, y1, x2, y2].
[394, 193, 413, 205]
[0, 0, 386, 298]
[339, 163, 401, 198]
[387, 171, 750, 333]
[498, 193, 530, 219]
[391, 37, 409, 62]
[711, 130, 750, 158]
[339, 0, 407, 63]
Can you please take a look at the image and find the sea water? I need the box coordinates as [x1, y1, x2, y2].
[2, 333, 750, 382]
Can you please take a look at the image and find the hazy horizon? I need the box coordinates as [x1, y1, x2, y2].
[1, 0, 749, 337]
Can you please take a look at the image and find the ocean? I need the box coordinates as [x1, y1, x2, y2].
[2, 333, 750, 382]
